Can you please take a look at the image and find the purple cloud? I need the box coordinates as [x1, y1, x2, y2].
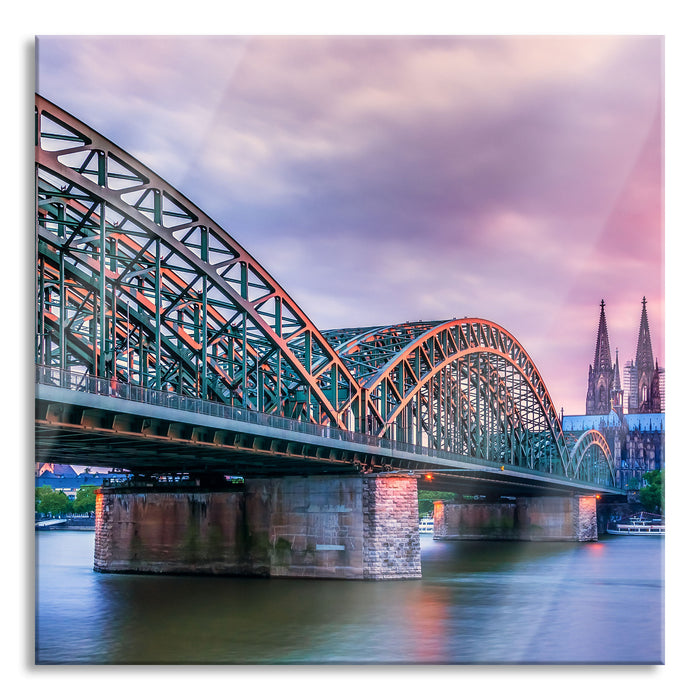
[36, 35, 664, 414]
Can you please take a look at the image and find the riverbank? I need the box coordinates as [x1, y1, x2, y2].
[35, 516, 95, 531]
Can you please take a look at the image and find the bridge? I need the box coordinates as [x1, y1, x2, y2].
[35, 95, 624, 580]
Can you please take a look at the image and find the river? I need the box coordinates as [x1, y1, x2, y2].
[35, 530, 663, 665]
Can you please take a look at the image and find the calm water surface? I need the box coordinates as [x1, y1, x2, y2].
[35, 531, 663, 665]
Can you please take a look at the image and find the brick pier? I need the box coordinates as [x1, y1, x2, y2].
[94, 473, 421, 580]
[433, 495, 598, 542]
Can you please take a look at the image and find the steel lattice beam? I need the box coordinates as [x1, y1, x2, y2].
[36, 95, 362, 429]
[35, 95, 616, 489]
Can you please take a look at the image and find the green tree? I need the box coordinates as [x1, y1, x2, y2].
[73, 485, 97, 514]
[36, 487, 72, 517]
[639, 469, 664, 514]
[417, 490, 457, 516]
[35, 485, 53, 512]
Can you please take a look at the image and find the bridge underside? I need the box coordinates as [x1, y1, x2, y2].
[35, 388, 622, 499]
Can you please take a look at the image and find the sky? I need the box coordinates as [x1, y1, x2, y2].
[35, 35, 665, 415]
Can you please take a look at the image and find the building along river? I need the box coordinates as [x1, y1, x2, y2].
[35, 530, 663, 664]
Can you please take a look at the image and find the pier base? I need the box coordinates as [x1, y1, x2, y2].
[433, 495, 598, 542]
[94, 473, 421, 579]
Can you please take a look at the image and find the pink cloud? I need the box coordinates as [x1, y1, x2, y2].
[37, 35, 664, 414]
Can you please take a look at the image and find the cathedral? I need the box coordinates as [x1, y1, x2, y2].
[562, 298, 665, 490]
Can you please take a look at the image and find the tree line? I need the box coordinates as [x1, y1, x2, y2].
[35, 485, 97, 517]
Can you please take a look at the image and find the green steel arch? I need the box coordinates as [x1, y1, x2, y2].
[569, 429, 616, 485]
[35, 95, 616, 488]
[35, 94, 362, 430]
[329, 319, 592, 479]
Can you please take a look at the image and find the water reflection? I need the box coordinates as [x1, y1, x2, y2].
[36, 531, 663, 664]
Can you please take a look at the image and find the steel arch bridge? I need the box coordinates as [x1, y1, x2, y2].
[34, 94, 617, 491]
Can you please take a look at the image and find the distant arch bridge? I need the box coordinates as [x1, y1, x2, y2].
[34, 95, 622, 497]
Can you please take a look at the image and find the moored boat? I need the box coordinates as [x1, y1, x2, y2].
[35, 518, 67, 529]
[606, 512, 664, 536]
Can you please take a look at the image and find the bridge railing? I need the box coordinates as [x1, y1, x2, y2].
[36, 364, 583, 482]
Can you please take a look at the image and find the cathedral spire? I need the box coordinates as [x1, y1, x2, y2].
[586, 299, 615, 415]
[635, 296, 654, 373]
[593, 299, 613, 373]
[635, 296, 661, 413]
[611, 347, 625, 417]
[613, 348, 622, 392]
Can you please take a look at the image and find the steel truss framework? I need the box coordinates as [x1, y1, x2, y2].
[35, 95, 615, 487]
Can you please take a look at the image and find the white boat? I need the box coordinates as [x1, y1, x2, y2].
[419, 516, 434, 534]
[35, 518, 67, 529]
[606, 513, 664, 536]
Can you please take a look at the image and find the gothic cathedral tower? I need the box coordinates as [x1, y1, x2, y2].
[634, 296, 662, 413]
[586, 300, 617, 414]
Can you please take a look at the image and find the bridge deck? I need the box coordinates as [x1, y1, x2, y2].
[36, 382, 624, 498]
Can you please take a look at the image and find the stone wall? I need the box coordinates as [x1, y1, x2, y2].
[517, 496, 597, 541]
[94, 474, 421, 580]
[245, 476, 365, 579]
[574, 495, 598, 542]
[432, 501, 518, 540]
[362, 475, 421, 579]
[94, 488, 251, 575]
[433, 495, 598, 542]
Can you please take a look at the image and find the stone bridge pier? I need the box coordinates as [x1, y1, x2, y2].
[432, 495, 598, 542]
[94, 473, 421, 580]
